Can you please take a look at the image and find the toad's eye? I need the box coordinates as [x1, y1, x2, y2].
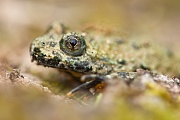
[59, 33, 86, 56]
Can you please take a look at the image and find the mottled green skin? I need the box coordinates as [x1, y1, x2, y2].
[30, 22, 176, 79]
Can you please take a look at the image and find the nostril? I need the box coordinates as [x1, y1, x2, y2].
[41, 42, 45, 46]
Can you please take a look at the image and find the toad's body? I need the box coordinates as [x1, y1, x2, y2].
[30, 22, 178, 94]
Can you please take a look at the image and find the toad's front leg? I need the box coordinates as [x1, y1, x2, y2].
[67, 72, 137, 97]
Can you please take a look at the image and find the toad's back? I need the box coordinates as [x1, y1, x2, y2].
[30, 22, 179, 77]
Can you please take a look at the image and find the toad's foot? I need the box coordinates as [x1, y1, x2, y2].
[67, 72, 137, 97]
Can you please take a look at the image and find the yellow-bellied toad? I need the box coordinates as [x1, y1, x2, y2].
[30, 22, 178, 95]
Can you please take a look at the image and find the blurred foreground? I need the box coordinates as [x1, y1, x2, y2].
[0, 0, 180, 120]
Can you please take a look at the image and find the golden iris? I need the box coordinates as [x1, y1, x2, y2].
[60, 33, 86, 56]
